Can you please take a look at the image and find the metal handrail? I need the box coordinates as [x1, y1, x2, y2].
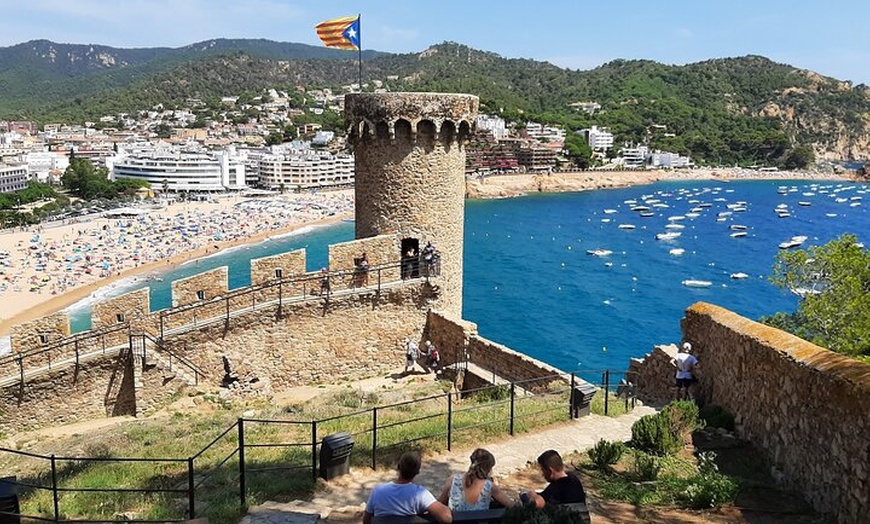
[0, 322, 129, 367]
[134, 331, 206, 385]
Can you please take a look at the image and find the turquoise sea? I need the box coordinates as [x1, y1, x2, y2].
[68, 179, 869, 373]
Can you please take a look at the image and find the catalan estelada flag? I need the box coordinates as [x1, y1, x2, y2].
[315, 15, 361, 50]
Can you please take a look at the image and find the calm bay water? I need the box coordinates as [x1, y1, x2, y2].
[69, 179, 869, 372]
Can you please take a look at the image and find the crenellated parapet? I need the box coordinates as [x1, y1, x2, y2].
[345, 92, 478, 146]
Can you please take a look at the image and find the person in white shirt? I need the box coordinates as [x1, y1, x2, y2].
[673, 342, 699, 402]
[364, 451, 452, 524]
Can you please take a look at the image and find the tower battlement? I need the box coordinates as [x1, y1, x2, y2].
[345, 92, 478, 145]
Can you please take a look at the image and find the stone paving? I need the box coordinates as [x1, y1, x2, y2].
[238, 404, 657, 524]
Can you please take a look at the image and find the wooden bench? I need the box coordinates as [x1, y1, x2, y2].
[371, 503, 591, 524]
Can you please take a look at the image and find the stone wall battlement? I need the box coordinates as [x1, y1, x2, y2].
[631, 302, 870, 524]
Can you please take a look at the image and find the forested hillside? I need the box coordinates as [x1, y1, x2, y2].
[1, 40, 868, 165]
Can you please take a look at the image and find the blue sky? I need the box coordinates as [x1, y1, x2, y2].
[1, 0, 868, 85]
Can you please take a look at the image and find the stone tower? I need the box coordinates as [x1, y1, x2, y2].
[345, 92, 479, 317]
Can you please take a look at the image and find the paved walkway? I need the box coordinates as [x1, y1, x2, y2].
[239, 404, 657, 524]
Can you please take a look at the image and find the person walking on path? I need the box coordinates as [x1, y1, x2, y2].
[673, 341, 699, 402]
[437, 448, 515, 511]
[405, 338, 420, 373]
[363, 451, 452, 524]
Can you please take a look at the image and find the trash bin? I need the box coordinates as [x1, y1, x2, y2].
[0, 476, 20, 524]
[319, 432, 354, 480]
[571, 383, 598, 418]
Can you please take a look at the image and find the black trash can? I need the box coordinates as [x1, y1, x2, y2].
[319, 432, 354, 480]
[0, 476, 20, 524]
[571, 383, 598, 418]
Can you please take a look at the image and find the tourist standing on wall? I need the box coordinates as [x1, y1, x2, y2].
[673, 342, 699, 402]
[356, 252, 370, 287]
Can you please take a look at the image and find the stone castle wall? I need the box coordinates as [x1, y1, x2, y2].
[424, 310, 572, 388]
[632, 302, 869, 524]
[9, 312, 70, 355]
[159, 284, 434, 388]
[0, 352, 136, 434]
[626, 344, 679, 405]
[347, 92, 479, 318]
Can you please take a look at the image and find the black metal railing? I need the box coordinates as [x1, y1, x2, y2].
[0, 369, 636, 524]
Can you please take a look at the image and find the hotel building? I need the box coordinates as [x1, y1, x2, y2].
[110, 146, 247, 193]
[257, 150, 354, 191]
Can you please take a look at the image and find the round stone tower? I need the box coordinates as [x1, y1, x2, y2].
[345, 92, 479, 317]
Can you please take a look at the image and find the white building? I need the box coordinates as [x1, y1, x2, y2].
[525, 122, 565, 142]
[650, 151, 694, 169]
[258, 150, 354, 190]
[476, 115, 508, 140]
[583, 126, 614, 152]
[110, 146, 247, 193]
[0, 163, 29, 193]
[619, 145, 650, 168]
[26, 151, 69, 184]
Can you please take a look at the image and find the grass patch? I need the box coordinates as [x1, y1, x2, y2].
[590, 390, 633, 417]
[6, 379, 600, 524]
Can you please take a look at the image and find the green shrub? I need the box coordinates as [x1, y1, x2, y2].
[698, 404, 735, 431]
[662, 400, 701, 436]
[471, 384, 511, 403]
[502, 503, 589, 524]
[631, 451, 662, 481]
[673, 472, 740, 508]
[630, 413, 681, 456]
[587, 439, 626, 470]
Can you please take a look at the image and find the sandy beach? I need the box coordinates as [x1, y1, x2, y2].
[0, 190, 354, 337]
[0, 168, 859, 338]
[465, 167, 856, 199]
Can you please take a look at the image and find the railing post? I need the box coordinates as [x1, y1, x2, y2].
[377, 267, 381, 295]
[226, 296, 231, 323]
[187, 457, 195, 518]
[74, 339, 79, 368]
[311, 421, 318, 481]
[570, 373, 576, 419]
[238, 419, 246, 510]
[50, 454, 59, 523]
[509, 382, 516, 436]
[278, 279, 283, 315]
[371, 407, 378, 470]
[604, 370, 610, 416]
[160, 314, 165, 340]
[18, 356, 23, 385]
[446, 392, 453, 451]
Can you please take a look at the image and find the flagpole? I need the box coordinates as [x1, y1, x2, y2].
[357, 13, 362, 91]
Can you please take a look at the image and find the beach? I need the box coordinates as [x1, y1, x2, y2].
[0, 168, 857, 338]
[0, 190, 354, 337]
[465, 167, 856, 199]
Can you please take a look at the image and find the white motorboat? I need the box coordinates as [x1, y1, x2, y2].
[730, 272, 749, 279]
[730, 231, 747, 238]
[685, 212, 701, 218]
[618, 224, 636, 230]
[779, 235, 808, 249]
[604, 209, 618, 214]
[667, 215, 685, 221]
[587, 248, 613, 256]
[639, 211, 655, 217]
[798, 201, 812, 206]
[730, 224, 747, 230]
[669, 248, 685, 256]
[665, 223, 685, 230]
[682, 279, 713, 288]
[656, 232, 682, 241]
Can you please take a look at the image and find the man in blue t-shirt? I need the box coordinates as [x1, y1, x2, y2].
[363, 451, 452, 523]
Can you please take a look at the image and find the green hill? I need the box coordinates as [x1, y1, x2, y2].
[1, 40, 867, 165]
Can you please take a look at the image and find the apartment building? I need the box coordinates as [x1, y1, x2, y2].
[0, 163, 29, 193]
[257, 151, 354, 190]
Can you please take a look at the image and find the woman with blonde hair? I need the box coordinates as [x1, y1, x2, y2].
[437, 448, 514, 511]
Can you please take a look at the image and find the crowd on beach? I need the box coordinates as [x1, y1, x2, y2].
[0, 191, 354, 314]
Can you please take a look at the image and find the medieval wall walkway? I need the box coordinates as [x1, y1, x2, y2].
[240, 404, 657, 524]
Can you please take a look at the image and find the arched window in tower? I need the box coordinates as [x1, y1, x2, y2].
[417, 120, 436, 145]
[395, 119, 412, 142]
[361, 121, 373, 142]
[458, 121, 472, 142]
[376, 121, 390, 140]
[440, 121, 456, 145]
